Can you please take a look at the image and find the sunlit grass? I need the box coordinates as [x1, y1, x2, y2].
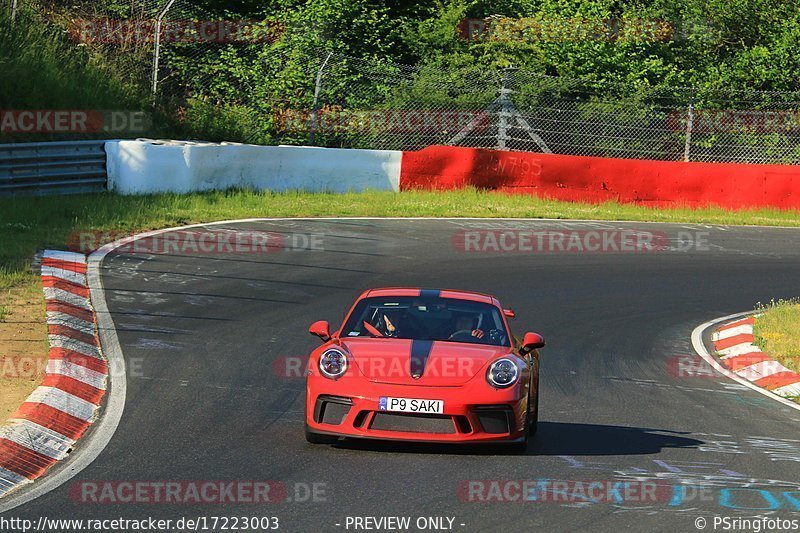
[754, 299, 800, 375]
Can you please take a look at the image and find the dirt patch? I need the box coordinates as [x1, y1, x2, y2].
[0, 280, 48, 422]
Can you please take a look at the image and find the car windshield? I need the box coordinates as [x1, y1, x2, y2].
[341, 295, 510, 347]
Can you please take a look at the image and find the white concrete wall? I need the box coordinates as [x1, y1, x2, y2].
[106, 140, 402, 195]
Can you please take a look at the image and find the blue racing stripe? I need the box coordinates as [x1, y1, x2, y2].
[419, 289, 441, 299]
[410, 290, 439, 377]
[409, 340, 435, 378]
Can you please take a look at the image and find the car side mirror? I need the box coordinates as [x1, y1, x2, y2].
[520, 331, 545, 354]
[309, 320, 331, 342]
[503, 308, 516, 318]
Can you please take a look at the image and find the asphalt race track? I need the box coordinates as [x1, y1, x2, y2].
[6, 219, 800, 532]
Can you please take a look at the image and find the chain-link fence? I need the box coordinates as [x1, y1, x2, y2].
[6, 0, 800, 165]
[288, 53, 800, 164]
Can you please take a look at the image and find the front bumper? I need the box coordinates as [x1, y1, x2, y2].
[306, 376, 529, 443]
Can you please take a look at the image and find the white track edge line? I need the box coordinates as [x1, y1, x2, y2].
[691, 311, 800, 413]
[0, 248, 126, 513]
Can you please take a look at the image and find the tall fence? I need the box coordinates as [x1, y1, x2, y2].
[270, 52, 800, 165]
[5, 1, 800, 165]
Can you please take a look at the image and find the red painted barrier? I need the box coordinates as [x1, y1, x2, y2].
[400, 146, 800, 209]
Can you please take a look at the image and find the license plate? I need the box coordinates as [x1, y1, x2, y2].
[379, 397, 444, 414]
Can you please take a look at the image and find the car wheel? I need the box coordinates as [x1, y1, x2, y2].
[305, 424, 339, 445]
[529, 390, 539, 437]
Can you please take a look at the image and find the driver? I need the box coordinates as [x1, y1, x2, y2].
[378, 309, 403, 338]
[453, 314, 484, 340]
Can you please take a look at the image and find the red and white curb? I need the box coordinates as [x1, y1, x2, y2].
[0, 250, 107, 499]
[712, 316, 800, 399]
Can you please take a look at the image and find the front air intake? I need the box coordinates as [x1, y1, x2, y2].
[314, 395, 352, 425]
[474, 406, 514, 434]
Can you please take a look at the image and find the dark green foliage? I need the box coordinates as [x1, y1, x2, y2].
[3, 0, 800, 146]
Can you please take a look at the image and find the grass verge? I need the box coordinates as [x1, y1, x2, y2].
[753, 299, 800, 376]
[3, 188, 800, 416]
[0, 281, 48, 422]
[5, 188, 800, 281]
[6, 187, 800, 291]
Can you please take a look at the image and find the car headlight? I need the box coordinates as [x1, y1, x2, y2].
[486, 357, 519, 388]
[319, 348, 348, 379]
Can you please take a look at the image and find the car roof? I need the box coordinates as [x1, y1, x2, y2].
[362, 287, 499, 306]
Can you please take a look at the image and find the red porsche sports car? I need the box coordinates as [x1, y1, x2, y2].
[304, 288, 545, 450]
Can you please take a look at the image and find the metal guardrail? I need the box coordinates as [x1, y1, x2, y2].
[0, 140, 108, 196]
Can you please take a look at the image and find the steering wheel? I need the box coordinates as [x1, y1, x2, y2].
[448, 329, 476, 342]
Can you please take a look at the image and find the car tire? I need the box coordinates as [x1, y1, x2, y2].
[529, 390, 539, 437]
[305, 425, 339, 445]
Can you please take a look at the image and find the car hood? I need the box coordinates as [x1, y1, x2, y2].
[339, 337, 511, 386]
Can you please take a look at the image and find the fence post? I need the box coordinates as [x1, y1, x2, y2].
[683, 88, 695, 162]
[309, 51, 333, 146]
[152, 0, 177, 98]
[497, 69, 512, 150]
